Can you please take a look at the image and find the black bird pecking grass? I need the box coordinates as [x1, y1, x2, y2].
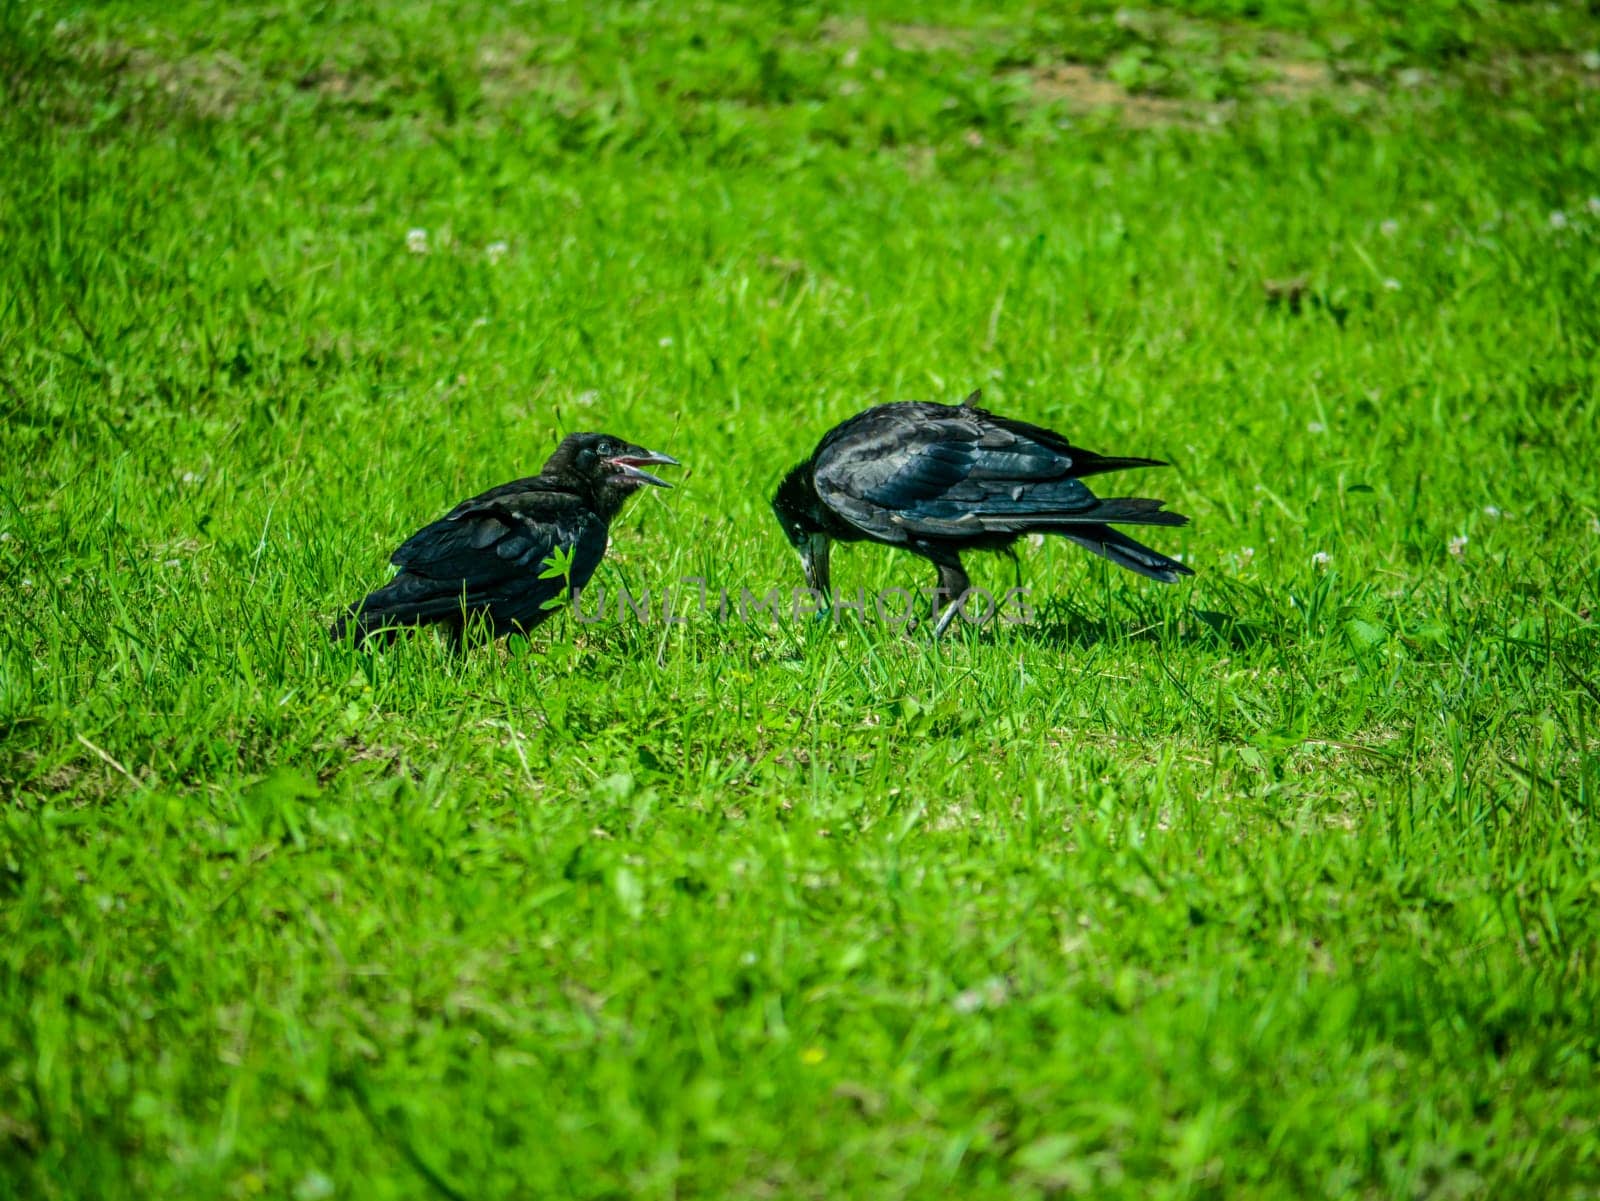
[771, 391, 1193, 636]
[331, 432, 679, 647]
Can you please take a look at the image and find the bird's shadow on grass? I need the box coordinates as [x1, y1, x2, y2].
[982, 593, 1276, 654]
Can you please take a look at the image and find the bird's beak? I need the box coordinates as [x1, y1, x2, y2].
[607, 449, 680, 489]
[798, 533, 832, 600]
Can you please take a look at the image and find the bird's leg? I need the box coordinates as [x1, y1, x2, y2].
[929, 562, 971, 640]
[1003, 544, 1023, 591]
[443, 617, 467, 655]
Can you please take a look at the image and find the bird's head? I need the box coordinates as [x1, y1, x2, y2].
[551, 432, 681, 492]
[772, 462, 831, 599]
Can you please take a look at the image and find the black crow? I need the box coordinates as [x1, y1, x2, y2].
[331, 432, 678, 647]
[771, 391, 1192, 636]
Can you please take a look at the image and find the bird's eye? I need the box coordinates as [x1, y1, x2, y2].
[596, 440, 613, 457]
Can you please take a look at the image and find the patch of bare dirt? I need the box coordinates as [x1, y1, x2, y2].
[293, 62, 368, 103]
[1260, 58, 1339, 99]
[819, 17, 993, 55]
[883, 22, 983, 54]
[119, 45, 257, 118]
[474, 30, 583, 103]
[1025, 63, 1221, 128]
[1463, 50, 1600, 97]
[18, 25, 266, 126]
[69, 36, 261, 121]
[47, 16, 1597, 141]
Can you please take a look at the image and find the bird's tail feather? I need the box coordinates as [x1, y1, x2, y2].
[1077, 497, 1189, 526]
[1011, 497, 1187, 528]
[1058, 523, 1194, 583]
[327, 606, 415, 648]
[328, 575, 470, 646]
[328, 602, 416, 648]
[1067, 453, 1168, 479]
[329, 609, 383, 648]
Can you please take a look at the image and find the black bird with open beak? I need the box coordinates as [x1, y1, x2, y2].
[772, 391, 1192, 636]
[331, 432, 679, 647]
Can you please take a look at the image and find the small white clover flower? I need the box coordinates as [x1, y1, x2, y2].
[1380, 219, 1399, 237]
[1382, 277, 1401, 292]
[1483, 505, 1502, 518]
[951, 977, 1010, 1014]
[951, 989, 986, 1015]
[1239, 546, 1255, 565]
[406, 227, 429, 255]
[1448, 535, 1468, 559]
[1549, 210, 1569, 230]
[1311, 551, 1331, 567]
[485, 240, 509, 264]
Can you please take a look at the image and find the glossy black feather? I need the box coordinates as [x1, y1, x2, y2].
[331, 432, 675, 647]
[811, 401, 1180, 543]
[771, 396, 1193, 622]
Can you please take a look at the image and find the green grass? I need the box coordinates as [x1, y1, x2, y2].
[3, 2, 1600, 1197]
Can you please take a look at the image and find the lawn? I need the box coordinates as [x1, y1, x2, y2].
[3, 2, 1599, 1197]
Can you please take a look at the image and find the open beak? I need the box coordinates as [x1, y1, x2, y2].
[798, 533, 832, 601]
[606, 449, 680, 489]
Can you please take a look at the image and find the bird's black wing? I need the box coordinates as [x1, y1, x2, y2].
[390, 480, 608, 591]
[332, 477, 615, 642]
[813, 403, 1174, 542]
